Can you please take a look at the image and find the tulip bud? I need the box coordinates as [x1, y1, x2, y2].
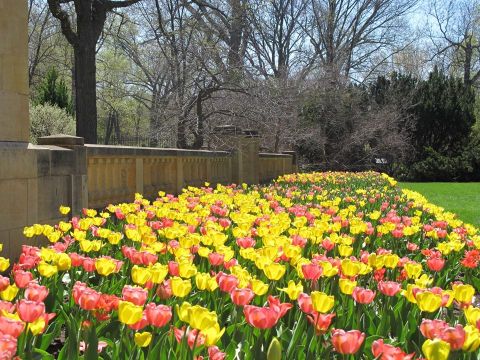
[267, 337, 282, 360]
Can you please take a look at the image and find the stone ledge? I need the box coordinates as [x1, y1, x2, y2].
[38, 134, 85, 147]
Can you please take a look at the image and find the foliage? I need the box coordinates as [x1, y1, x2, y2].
[29, 102, 75, 143]
[412, 67, 475, 158]
[35, 67, 73, 115]
[1, 172, 479, 359]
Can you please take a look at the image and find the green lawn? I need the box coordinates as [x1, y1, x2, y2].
[399, 182, 480, 227]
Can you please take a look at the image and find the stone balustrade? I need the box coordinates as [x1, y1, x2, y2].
[85, 145, 232, 208]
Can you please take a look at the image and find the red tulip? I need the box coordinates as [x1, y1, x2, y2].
[419, 319, 448, 339]
[156, 280, 173, 300]
[301, 263, 323, 281]
[230, 287, 254, 306]
[122, 285, 148, 306]
[168, 261, 180, 276]
[216, 272, 239, 293]
[0, 301, 15, 313]
[243, 305, 279, 329]
[77, 289, 101, 311]
[306, 312, 335, 335]
[331, 329, 365, 354]
[352, 287, 376, 304]
[208, 252, 225, 266]
[268, 296, 293, 319]
[25, 283, 49, 302]
[17, 299, 45, 323]
[97, 294, 119, 312]
[439, 325, 466, 350]
[208, 346, 226, 360]
[13, 270, 33, 289]
[236, 237, 256, 248]
[0, 276, 10, 292]
[145, 303, 172, 327]
[69, 253, 85, 267]
[0, 316, 25, 337]
[82, 258, 96, 272]
[141, 252, 158, 266]
[0, 333, 17, 358]
[427, 257, 445, 271]
[297, 293, 314, 314]
[378, 281, 402, 297]
[371, 339, 415, 360]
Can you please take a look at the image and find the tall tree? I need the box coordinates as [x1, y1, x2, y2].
[429, 0, 480, 89]
[47, 0, 142, 143]
[307, 0, 418, 83]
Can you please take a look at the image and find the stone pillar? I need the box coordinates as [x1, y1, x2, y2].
[0, 0, 30, 143]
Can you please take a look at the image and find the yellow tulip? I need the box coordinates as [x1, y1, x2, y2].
[59, 205, 71, 215]
[95, 258, 116, 276]
[338, 244, 353, 257]
[188, 306, 218, 331]
[171, 277, 192, 297]
[177, 302, 192, 322]
[0, 284, 18, 301]
[118, 301, 143, 325]
[56, 253, 72, 271]
[28, 317, 46, 335]
[416, 292, 442, 313]
[453, 284, 475, 304]
[462, 325, 480, 352]
[201, 323, 225, 346]
[23, 226, 36, 238]
[107, 232, 123, 245]
[131, 265, 152, 286]
[341, 259, 361, 277]
[339, 278, 357, 295]
[311, 291, 335, 313]
[263, 263, 286, 281]
[278, 280, 303, 300]
[38, 262, 58, 278]
[0, 257, 10, 272]
[178, 262, 197, 279]
[150, 264, 168, 284]
[251, 279, 268, 296]
[422, 339, 450, 360]
[404, 262, 422, 279]
[465, 306, 480, 326]
[134, 332, 152, 347]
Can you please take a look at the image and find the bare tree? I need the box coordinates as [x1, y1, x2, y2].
[246, 0, 310, 80]
[429, 0, 480, 89]
[306, 0, 418, 83]
[47, 0, 143, 143]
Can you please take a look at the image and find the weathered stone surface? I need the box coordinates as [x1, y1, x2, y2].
[0, 0, 29, 142]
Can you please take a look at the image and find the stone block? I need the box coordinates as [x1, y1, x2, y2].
[0, 91, 29, 142]
[0, 146, 38, 179]
[0, 179, 28, 229]
[37, 176, 70, 222]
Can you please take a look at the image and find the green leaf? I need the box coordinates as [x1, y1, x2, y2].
[85, 325, 99, 360]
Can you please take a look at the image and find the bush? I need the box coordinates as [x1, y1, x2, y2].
[29, 103, 76, 143]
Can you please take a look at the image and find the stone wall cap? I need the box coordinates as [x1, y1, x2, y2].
[38, 134, 85, 146]
[259, 152, 293, 158]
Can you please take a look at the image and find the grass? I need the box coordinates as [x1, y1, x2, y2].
[399, 182, 480, 227]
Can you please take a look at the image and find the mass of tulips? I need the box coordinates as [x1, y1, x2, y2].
[0, 171, 478, 359]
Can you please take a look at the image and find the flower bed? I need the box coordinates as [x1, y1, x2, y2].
[1, 172, 479, 359]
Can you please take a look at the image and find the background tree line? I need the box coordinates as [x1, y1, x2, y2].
[28, 0, 480, 180]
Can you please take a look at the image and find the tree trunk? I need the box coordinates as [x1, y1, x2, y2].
[74, 42, 97, 144]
